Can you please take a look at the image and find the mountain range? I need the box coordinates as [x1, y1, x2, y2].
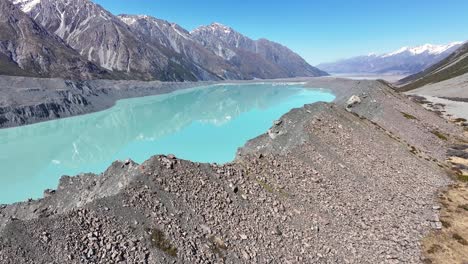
[0, 0, 327, 81]
[399, 41, 468, 90]
[317, 42, 463, 75]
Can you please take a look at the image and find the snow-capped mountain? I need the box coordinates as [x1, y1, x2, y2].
[7, 0, 327, 81]
[400, 42, 468, 90]
[317, 42, 464, 75]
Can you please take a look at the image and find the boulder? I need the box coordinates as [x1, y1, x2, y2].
[346, 95, 361, 108]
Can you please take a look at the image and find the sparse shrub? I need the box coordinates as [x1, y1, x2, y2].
[457, 204, 468, 211]
[453, 118, 467, 123]
[452, 233, 468, 245]
[440, 220, 451, 228]
[151, 228, 177, 257]
[457, 174, 468, 182]
[426, 244, 442, 254]
[256, 179, 274, 193]
[431, 130, 448, 141]
[401, 112, 418, 120]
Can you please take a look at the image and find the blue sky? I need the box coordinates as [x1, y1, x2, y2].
[93, 0, 467, 65]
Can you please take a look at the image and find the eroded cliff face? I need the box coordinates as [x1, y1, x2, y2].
[0, 78, 462, 263]
[0, 92, 90, 127]
[0, 76, 206, 128]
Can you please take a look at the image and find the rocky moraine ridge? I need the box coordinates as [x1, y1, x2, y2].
[0, 77, 465, 263]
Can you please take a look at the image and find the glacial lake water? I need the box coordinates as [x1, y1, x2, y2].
[0, 83, 334, 204]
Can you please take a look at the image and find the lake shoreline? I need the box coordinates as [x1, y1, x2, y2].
[0, 75, 367, 129]
[0, 83, 334, 204]
[0, 76, 464, 262]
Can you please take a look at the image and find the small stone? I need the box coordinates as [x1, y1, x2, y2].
[42, 235, 50, 243]
[124, 159, 131, 165]
[241, 250, 250, 260]
[43, 189, 56, 197]
[200, 224, 212, 234]
[229, 183, 239, 193]
[274, 120, 282, 126]
[167, 154, 176, 159]
[431, 221, 443, 230]
[432, 205, 441, 210]
[240, 233, 247, 240]
[268, 129, 279, 139]
[87, 248, 95, 258]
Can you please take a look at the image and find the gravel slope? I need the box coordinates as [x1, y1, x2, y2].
[0, 78, 463, 263]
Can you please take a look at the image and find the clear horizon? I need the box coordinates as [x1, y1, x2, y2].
[93, 0, 467, 65]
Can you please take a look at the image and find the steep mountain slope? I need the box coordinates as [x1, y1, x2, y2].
[10, 0, 326, 81]
[118, 15, 239, 80]
[399, 42, 468, 91]
[317, 42, 463, 75]
[12, 0, 217, 81]
[0, 0, 105, 79]
[190, 23, 328, 78]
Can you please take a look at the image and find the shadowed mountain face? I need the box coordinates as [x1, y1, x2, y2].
[0, 0, 106, 79]
[399, 42, 468, 91]
[317, 42, 463, 75]
[9, 0, 327, 81]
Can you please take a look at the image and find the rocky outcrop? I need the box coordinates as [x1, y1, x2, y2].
[0, 78, 463, 263]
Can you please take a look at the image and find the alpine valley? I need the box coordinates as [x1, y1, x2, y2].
[1, 1, 468, 264]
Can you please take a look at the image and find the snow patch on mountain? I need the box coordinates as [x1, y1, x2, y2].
[382, 42, 463, 58]
[12, 0, 40, 12]
[317, 41, 465, 75]
[191, 22, 233, 35]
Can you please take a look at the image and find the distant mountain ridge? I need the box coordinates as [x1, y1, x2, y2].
[317, 42, 463, 75]
[399, 42, 468, 91]
[5, 0, 327, 81]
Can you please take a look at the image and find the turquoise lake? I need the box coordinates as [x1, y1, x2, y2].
[0, 83, 334, 204]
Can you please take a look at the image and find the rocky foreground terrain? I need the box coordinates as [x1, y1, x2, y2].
[0, 77, 466, 263]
